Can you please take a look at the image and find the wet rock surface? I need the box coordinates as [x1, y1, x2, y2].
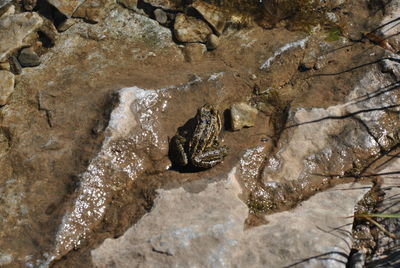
[0, 0, 399, 268]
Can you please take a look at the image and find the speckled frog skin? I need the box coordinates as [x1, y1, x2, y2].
[170, 104, 228, 169]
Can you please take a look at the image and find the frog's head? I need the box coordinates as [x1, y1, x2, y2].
[198, 104, 217, 117]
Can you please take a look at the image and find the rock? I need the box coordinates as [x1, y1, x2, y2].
[348, 250, 366, 268]
[0, 61, 10, 71]
[0, 3, 14, 18]
[0, 0, 11, 10]
[23, 0, 36, 11]
[117, 0, 138, 10]
[46, 0, 85, 17]
[39, 17, 58, 46]
[18, 47, 41, 67]
[206, 33, 219, 50]
[191, 0, 226, 35]
[91, 168, 371, 268]
[230, 102, 258, 130]
[56, 18, 77, 32]
[154, 8, 167, 24]
[143, 0, 182, 10]
[183, 43, 206, 62]
[174, 13, 212, 43]
[9, 55, 22, 75]
[366, 158, 400, 267]
[0, 70, 15, 105]
[0, 12, 43, 62]
[72, 0, 113, 23]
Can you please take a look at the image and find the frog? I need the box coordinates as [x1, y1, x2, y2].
[169, 104, 228, 169]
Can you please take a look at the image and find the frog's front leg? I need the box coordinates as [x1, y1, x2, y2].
[191, 146, 228, 169]
[170, 135, 188, 167]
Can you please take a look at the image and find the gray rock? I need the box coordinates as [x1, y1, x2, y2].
[154, 8, 167, 24]
[46, 0, 85, 17]
[117, 0, 138, 10]
[230, 102, 258, 131]
[183, 43, 206, 62]
[22, 0, 36, 11]
[0, 70, 14, 105]
[191, 0, 226, 35]
[18, 47, 41, 67]
[348, 250, 366, 268]
[206, 33, 219, 50]
[91, 171, 370, 268]
[174, 13, 212, 43]
[0, 12, 43, 62]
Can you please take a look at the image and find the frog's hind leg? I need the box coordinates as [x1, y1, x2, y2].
[169, 135, 188, 167]
[191, 146, 228, 169]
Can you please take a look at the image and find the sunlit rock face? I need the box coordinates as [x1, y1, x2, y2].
[0, 12, 43, 61]
[48, 86, 169, 264]
[91, 168, 370, 268]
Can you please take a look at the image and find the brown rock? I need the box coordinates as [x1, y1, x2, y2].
[46, 0, 85, 17]
[0, 61, 10, 71]
[39, 16, 58, 46]
[191, 0, 226, 35]
[206, 33, 219, 50]
[143, 0, 182, 10]
[230, 102, 258, 130]
[0, 70, 14, 105]
[73, 0, 113, 23]
[0, 3, 14, 18]
[0, 12, 43, 62]
[174, 13, 212, 43]
[117, 0, 138, 9]
[22, 0, 36, 11]
[9, 55, 22, 75]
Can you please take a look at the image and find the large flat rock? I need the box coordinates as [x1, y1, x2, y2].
[91, 170, 371, 268]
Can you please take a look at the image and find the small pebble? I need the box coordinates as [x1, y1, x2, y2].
[154, 8, 167, 24]
[230, 102, 258, 131]
[18, 47, 41, 67]
[206, 34, 219, 50]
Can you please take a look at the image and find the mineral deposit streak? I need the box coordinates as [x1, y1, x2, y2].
[259, 37, 309, 69]
[41, 86, 171, 266]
